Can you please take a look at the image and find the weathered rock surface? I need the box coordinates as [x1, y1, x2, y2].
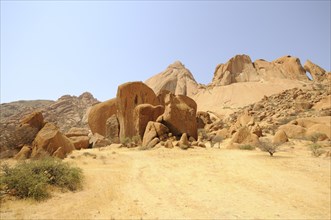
[273, 130, 288, 144]
[159, 93, 198, 139]
[31, 123, 75, 159]
[231, 126, 259, 146]
[14, 145, 32, 160]
[88, 98, 117, 136]
[134, 104, 164, 138]
[105, 115, 120, 143]
[142, 121, 169, 147]
[304, 60, 327, 82]
[116, 81, 159, 141]
[212, 55, 308, 86]
[212, 54, 260, 86]
[89, 133, 112, 148]
[145, 61, 199, 97]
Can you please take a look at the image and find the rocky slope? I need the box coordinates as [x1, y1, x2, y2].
[0, 92, 99, 158]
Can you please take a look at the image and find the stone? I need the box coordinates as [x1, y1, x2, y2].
[231, 126, 259, 146]
[14, 145, 32, 160]
[69, 136, 90, 149]
[31, 123, 75, 159]
[105, 115, 120, 143]
[116, 82, 159, 142]
[134, 104, 164, 138]
[273, 130, 288, 144]
[278, 124, 306, 139]
[165, 140, 174, 148]
[88, 98, 117, 136]
[89, 133, 111, 148]
[20, 111, 44, 130]
[142, 122, 169, 147]
[196, 111, 212, 129]
[146, 137, 160, 149]
[65, 127, 89, 137]
[161, 93, 198, 139]
[53, 147, 66, 159]
[179, 133, 189, 149]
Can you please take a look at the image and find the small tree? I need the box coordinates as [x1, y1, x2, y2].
[259, 140, 279, 156]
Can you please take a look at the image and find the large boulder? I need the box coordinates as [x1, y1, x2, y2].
[116, 82, 159, 141]
[105, 115, 120, 143]
[231, 126, 259, 146]
[278, 124, 307, 139]
[196, 111, 212, 129]
[273, 130, 288, 144]
[20, 111, 44, 130]
[142, 121, 169, 147]
[158, 93, 198, 139]
[69, 136, 90, 149]
[134, 104, 164, 138]
[14, 145, 32, 160]
[16, 111, 45, 146]
[88, 98, 117, 136]
[31, 123, 75, 159]
[89, 133, 112, 148]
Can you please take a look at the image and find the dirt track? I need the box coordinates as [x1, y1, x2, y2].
[1, 145, 330, 219]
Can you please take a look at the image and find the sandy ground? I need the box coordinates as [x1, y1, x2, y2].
[1, 142, 330, 220]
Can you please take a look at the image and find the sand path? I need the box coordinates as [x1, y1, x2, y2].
[1, 146, 330, 219]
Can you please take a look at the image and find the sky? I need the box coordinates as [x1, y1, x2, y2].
[1, 1, 330, 103]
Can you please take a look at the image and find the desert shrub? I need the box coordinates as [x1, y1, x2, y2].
[211, 135, 223, 148]
[198, 129, 208, 140]
[259, 140, 279, 156]
[309, 143, 325, 157]
[0, 157, 83, 201]
[132, 135, 142, 145]
[308, 132, 325, 143]
[120, 136, 131, 146]
[239, 144, 255, 150]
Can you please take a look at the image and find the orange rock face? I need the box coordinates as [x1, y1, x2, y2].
[88, 98, 117, 136]
[116, 82, 159, 141]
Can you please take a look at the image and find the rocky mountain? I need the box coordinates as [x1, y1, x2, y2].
[212, 55, 308, 86]
[145, 61, 201, 96]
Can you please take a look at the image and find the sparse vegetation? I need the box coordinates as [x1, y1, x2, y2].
[132, 135, 142, 145]
[239, 144, 255, 150]
[309, 143, 325, 157]
[211, 135, 223, 148]
[259, 140, 279, 156]
[308, 132, 326, 143]
[0, 157, 83, 201]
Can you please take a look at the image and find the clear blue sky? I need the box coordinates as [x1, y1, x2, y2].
[1, 1, 330, 103]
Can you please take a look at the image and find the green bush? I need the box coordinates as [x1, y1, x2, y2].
[310, 143, 325, 157]
[239, 145, 255, 150]
[0, 157, 83, 201]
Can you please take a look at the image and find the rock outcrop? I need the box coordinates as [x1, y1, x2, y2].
[134, 104, 164, 138]
[212, 55, 308, 86]
[158, 93, 198, 139]
[88, 98, 117, 136]
[31, 123, 75, 159]
[116, 82, 159, 142]
[213, 54, 260, 86]
[304, 60, 327, 82]
[145, 61, 199, 97]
